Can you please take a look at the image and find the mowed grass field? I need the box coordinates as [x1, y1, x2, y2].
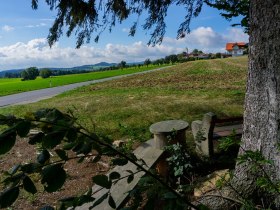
[0, 64, 170, 96]
[0, 56, 248, 142]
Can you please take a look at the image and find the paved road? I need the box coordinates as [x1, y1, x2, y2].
[0, 66, 170, 107]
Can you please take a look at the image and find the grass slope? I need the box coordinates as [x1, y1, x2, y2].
[0, 65, 170, 96]
[0, 56, 248, 142]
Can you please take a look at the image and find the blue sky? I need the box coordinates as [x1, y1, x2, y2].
[0, 0, 248, 71]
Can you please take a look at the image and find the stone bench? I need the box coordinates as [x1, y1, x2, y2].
[191, 112, 243, 157]
[77, 119, 189, 209]
[77, 139, 164, 210]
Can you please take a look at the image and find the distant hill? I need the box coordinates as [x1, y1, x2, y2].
[0, 62, 118, 77]
[46, 62, 118, 71]
[0, 69, 23, 77]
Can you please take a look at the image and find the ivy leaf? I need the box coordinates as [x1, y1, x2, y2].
[28, 132, 44, 145]
[76, 142, 92, 155]
[15, 120, 31, 137]
[108, 195, 116, 209]
[90, 192, 108, 209]
[45, 109, 65, 122]
[42, 131, 65, 149]
[41, 164, 66, 192]
[92, 175, 111, 189]
[23, 176, 37, 194]
[0, 129, 16, 155]
[111, 158, 128, 166]
[63, 142, 76, 150]
[2, 173, 23, 186]
[92, 155, 101, 163]
[66, 128, 78, 142]
[78, 156, 85, 163]
[21, 163, 41, 174]
[37, 149, 51, 164]
[0, 187, 19, 208]
[127, 174, 134, 184]
[109, 171, 121, 180]
[55, 149, 68, 161]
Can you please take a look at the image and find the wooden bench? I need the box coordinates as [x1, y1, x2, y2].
[191, 112, 243, 157]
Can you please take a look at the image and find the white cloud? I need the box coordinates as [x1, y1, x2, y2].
[122, 28, 130, 33]
[223, 28, 249, 43]
[0, 38, 184, 70]
[162, 26, 249, 53]
[25, 23, 47, 28]
[2, 25, 14, 32]
[0, 27, 249, 70]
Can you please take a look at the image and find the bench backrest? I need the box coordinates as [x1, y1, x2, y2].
[191, 113, 243, 157]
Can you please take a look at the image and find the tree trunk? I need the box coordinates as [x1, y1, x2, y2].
[235, 0, 280, 200]
[198, 1, 280, 209]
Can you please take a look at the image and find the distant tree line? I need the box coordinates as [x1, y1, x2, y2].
[2, 49, 224, 80]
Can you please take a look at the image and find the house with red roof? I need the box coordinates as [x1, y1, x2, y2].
[226, 42, 247, 56]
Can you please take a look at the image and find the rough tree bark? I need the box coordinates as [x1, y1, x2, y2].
[199, 1, 280, 209]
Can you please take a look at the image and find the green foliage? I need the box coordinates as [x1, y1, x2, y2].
[205, 0, 249, 31]
[0, 108, 90, 208]
[92, 175, 112, 189]
[21, 67, 39, 81]
[31, 0, 204, 47]
[144, 58, 151, 67]
[127, 174, 189, 210]
[165, 143, 193, 177]
[118, 60, 127, 69]
[218, 129, 241, 151]
[0, 108, 198, 209]
[23, 176, 37, 194]
[41, 164, 66, 192]
[40, 68, 52, 79]
[0, 129, 17, 155]
[165, 54, 178, 64]
[0, 187, 19, 208]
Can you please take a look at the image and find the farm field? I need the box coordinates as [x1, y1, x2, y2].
[0, 56, 248, 209]
[0, 64, 170, 96]
[0, 56, 248, 141]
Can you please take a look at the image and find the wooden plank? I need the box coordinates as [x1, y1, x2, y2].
[215, 117, 243, 123]
[77, 139, 164, 210]
[213, 124, 242, 132]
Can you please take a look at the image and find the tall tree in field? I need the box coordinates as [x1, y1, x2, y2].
[21, 67, 39, 81]
[118, 60, 127, 69]
[144, 58, 151, 67]
[31, 0, 280, 208]
[40, 68, 52, 79]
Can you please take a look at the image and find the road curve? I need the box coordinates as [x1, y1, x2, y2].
[0, 66, 171, 107]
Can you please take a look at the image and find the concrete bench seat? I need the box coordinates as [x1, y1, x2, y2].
[77, 139, 164, 210]
[76, 119, 189, 209]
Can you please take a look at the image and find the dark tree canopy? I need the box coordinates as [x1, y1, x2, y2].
[32, 0, 249, 48]
[40, 68, 52, 79]
[21, 67, 39, 81]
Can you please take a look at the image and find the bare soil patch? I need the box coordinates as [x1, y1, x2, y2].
[0, 138, 110, 210]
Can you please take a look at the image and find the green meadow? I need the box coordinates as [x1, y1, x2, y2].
[0, 57, 248, 142]
[0, 64, 170, 96]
